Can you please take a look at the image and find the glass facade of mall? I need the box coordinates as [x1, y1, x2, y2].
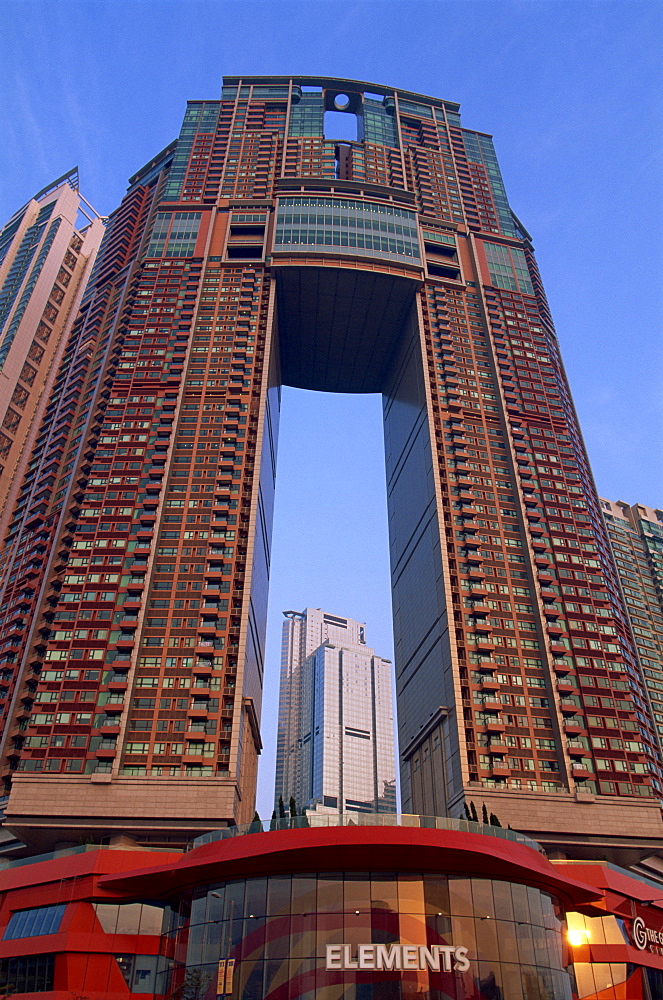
[169, 872, 570, 999]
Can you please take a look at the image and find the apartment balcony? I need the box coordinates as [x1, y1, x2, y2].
[113, 638, 135, 651]
[188, 703, 210, 718]
[465, 565, 485, 581]
[559, 700, 580, 716]
[107, 677, 129, 691]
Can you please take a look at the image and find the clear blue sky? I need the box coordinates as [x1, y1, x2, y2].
[1, 0, 661, 818]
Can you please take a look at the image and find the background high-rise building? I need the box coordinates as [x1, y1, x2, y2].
[600, 499, 663, 746]
[0, 76, 660, 861]
[274, 608, 396, 816]
[0, 170, 104, 540]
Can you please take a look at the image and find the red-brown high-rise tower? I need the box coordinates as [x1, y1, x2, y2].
[0, 77, 660, 861]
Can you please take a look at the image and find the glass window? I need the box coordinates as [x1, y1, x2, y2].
[0, 953, 55, 992]
[4, 904, 66, 940]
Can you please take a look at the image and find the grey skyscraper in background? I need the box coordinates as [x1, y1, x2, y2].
[274, 608, 396, 815]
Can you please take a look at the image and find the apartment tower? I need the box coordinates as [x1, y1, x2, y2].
[274, 608, 396, 816]
[600, 500, 663, 747]
[0, 170, 104, 539]
[0, 77, 660, 859]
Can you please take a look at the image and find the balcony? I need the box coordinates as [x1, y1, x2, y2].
[465, 565, 485, 581]
[107, 677, 129, 691]
[556, 679, 576, 696]
[549, 642, 568, 657]
[113, 637, 135, 651]
[559, 700, 579, 716]
[188, 700, 210, 716]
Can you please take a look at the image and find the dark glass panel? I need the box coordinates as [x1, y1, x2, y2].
[263, 914, 290, 959]
[290, 912, 316, 959]
[449, 878, 474, 916]
[496, 919, 519, 964]
[370, 874, 399, 911]
[245, 877, 267, 918]
[475, 912, 499, 962]
[397, 873, 424, 913]
[290, 876, 317, 915]
[267, 876, 291, 916]
[224, 880, 245, 922]
[240, 915, 266, 960]
[526, 886, 544, 927]
[471, 879, 496, 920]
[317, 875, 344, 912]
[423, 875, 450, 916]
[516, 922, 536, 967]
[501, 963, 525, 1000]
[344, 877, 371, 912]
[492, 881, 515, 923]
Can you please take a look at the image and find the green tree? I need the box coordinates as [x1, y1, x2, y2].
[470, 801, 479, 823]
[270, 809, 277, 830]
[289, 795, 298, 819]
[463, 803, 472, 821]
[278, 795, 287, 819]
[489, 812, 502, 828]
[482, 803, 489, 825]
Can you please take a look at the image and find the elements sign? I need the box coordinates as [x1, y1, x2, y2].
[326, 944, 470, 972]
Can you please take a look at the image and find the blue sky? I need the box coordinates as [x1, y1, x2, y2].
[1, 0, 661, 817]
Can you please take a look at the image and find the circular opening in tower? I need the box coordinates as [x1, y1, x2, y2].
[334, 94, 350, 111]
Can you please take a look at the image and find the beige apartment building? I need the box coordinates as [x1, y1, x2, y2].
[0, 170, 104, 539]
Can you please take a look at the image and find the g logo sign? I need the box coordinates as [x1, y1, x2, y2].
[632, 916, 647, 951]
